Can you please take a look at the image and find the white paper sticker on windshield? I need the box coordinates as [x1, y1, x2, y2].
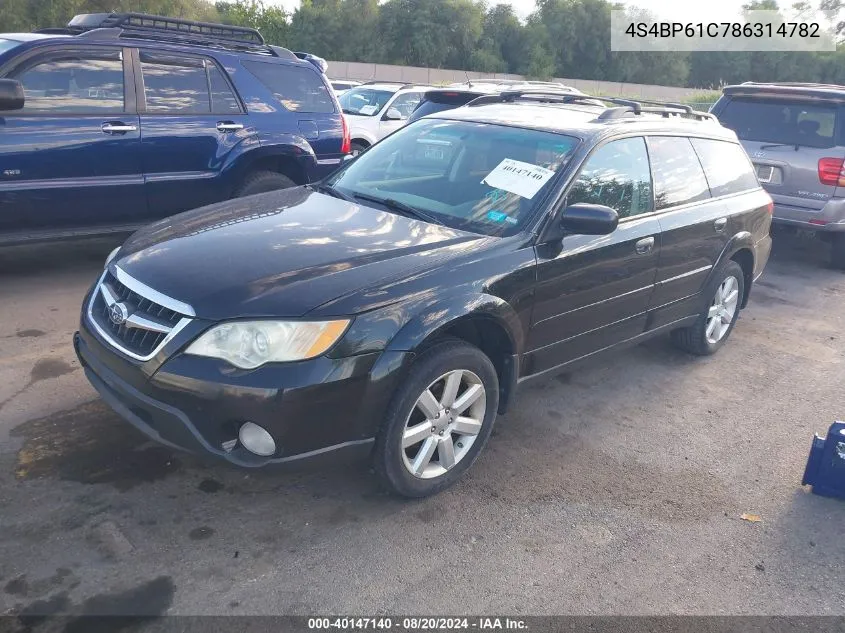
[482, 158, 555, 199]
[359, 104, 378, 115]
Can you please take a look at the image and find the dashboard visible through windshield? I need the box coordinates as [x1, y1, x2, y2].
[338, 87, 395, 116]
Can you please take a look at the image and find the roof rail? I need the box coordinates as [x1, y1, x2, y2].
[52, 13, 277, 54]
[467, 89, 716, 122]
[359, 81, 430, 89]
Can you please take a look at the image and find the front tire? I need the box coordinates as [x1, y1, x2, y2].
[350, 141, 368, 157]
[373, 340, 499, 498]
[671, 260, 745, 356]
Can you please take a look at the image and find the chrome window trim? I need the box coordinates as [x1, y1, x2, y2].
[87, 269, 194, 362]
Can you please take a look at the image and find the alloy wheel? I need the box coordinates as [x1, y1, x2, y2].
[705, 275, 740, 345]
[401, 369, 486, 479]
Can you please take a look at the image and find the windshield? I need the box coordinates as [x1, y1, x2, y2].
[338, 87, 395, 116]
[0, 38, 22, 56]
[719, 97, 840, 149]
[327, 119, 579, 237]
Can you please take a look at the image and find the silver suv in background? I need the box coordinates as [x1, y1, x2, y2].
[712, 83, 845, 269]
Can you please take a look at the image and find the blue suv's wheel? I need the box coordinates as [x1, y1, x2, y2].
[235, 171, 296, 198]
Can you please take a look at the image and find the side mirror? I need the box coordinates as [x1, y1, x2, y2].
[0, 79, 24, 111]
[383, 107, 404, 121]
[560, 203, 619, 235]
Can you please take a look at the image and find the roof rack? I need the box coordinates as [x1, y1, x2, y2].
[359, 81, 431, 89]
[39, 13, 278, 55]
[467, 89, 716, 122]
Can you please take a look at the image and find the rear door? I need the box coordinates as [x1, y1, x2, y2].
[647, 136, 745, 329]
[715, 95, 843, 222]
[135, 49, 248, 218]
[0, 46, 145, 234]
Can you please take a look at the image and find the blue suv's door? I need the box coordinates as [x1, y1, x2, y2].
[133, 49, 253, 217]
[0, 45, 145, 234]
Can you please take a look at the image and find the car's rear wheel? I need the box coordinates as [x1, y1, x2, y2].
[235, 171, 296, 198]
[671, 260, 745, 356]
[373, 340, 499, 498]
[831, 234, 845, 270]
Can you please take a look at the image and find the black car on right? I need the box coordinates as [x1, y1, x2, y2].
[75, 91, 772, 497]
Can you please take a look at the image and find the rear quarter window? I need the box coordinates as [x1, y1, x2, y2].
[718, 97, 838, 149]
[243, 60, 334, 114]
[690, 138, 759, 197]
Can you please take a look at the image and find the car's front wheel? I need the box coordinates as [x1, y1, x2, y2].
[671, 260, 745, 356]
[374, 340, 499, 497]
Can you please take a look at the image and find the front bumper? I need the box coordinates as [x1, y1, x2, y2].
[75, 315, 411, 468]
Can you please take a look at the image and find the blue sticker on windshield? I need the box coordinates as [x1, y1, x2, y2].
[487, 210, 518, 225]
[486, 189, 508, 202]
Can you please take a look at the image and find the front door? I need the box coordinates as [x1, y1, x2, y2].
[0, 46, 145, 234]
[379, 91, 422, 138]
[525, 136, 660, 376]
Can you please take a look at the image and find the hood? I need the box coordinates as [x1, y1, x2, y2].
[114, 187, 487, 320]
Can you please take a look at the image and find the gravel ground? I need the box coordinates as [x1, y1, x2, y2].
[0, 232, 844, 617]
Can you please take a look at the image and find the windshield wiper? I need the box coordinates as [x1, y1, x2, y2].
[759, 142, 800, 151]
[309, 182, 354, 201]
[352, 192, 445, 226]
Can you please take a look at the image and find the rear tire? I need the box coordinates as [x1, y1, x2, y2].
[671, 260, 745, 356]
[831, 234, 845, 271]
[235, 171, 296, 198]
[373, 340, 499, 498]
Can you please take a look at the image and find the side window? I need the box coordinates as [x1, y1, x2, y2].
[690, 138, 759, 197]
[9, 50, 124, 112]
[242, 61, 334, 113]
[566, 137, 653, 219]
[208, 64, 241, 114]
[647, 136, 711, 209]
[140, 52, 210, 113]
[389, 92, 422, 119]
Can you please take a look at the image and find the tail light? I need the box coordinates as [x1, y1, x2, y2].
[765, 198, 774, 215]
[818, 157, 845, 186]
[340, 115, 351, 155]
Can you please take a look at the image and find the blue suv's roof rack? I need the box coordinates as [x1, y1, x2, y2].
[36, 13, 282, 56]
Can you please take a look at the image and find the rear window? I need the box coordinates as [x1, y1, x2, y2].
[243, 61, 335, 114]
[691, 138, 759, 197]
[718, 97, 838, 149]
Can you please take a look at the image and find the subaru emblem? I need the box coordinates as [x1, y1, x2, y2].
[109, 302, 130, 326]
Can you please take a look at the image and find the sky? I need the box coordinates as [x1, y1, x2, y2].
[265, 0, 751, 22]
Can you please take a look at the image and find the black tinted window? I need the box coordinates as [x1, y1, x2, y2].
[11, 50, 124, 112]
[647, 137, 711, 209]
[567, 137, 653, 219]
[208, 64, 240, 113]
[243, 61, 334, 113]
[141, 53, 209, 113]
[718, 97, 838, 149]
[691, 138, 759, 197]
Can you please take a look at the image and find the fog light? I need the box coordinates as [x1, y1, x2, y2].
[238, 422, 276, 456]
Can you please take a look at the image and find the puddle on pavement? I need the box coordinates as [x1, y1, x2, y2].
[11, 400, 180, 491]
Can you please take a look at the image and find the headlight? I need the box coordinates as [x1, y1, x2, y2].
[104, 246, 120, 268]
[185, 320, 350, 369]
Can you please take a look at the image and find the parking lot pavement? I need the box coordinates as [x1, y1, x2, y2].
[0, 234, 844, 617]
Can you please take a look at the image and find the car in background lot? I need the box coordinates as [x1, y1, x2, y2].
[338, 81, 433, 154]
[407, 80, 585, 123]
[330, 79, 361, 95]
[75, 90, 771, 497]
[0, 13, 350, 246]
[712, 82, 845, 269]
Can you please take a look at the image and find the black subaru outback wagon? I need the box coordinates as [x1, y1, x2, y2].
[74, 91, 772, 497]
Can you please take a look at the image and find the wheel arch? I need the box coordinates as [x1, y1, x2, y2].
[386, 294, 524, 415]
[710, 231, 755, 308]
[225, 144, 317, 196]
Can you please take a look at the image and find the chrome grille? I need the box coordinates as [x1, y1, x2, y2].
[87, 268, 193, 360]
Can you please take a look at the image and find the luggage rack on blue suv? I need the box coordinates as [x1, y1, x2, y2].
[468, 89, 717, 122]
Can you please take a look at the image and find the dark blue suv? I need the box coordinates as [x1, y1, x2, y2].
[0, 13, 350, 245]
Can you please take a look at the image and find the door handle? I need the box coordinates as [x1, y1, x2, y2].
[635, 236, 655, 255]
[101, 122, 137, 134]
[216, 122, 245, 132]
[714, 217, 728, 233]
